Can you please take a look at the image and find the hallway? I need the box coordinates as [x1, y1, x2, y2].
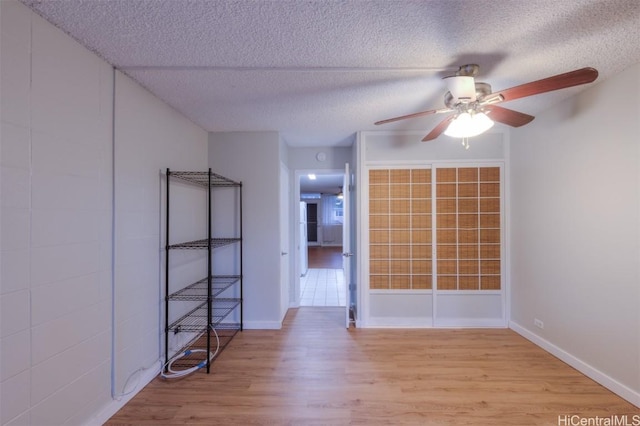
[301, 246, 345, 307]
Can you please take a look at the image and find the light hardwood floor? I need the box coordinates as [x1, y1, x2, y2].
[107, 308, 639, 425]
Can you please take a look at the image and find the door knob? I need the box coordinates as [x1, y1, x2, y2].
[281, 251, 288, 256]
[342, 252, 353, 257]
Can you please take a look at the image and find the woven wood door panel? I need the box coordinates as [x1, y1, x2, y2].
[435, 167, 501, 291]
[369, 168, 432, 290]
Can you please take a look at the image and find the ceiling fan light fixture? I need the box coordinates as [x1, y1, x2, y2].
[444, 112, 494, 138]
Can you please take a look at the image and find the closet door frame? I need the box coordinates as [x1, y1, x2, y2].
[360, 160, 507, 328]
[431, 162, 506, 327]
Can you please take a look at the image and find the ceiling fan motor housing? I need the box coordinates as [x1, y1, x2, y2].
[444, 82, 492, 110]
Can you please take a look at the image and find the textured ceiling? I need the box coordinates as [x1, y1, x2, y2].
[22, 0, 640, 147]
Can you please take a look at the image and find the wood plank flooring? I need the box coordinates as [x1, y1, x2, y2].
[308, 246, 343, 269]
[107, 308, 639, 425]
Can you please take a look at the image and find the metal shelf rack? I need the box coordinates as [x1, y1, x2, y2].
[164, 168, 243, 374]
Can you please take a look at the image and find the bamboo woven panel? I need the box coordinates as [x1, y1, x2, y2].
[369, 230, 389, 244]
[412, 184, 431, 198]
[390, 260, 410, 274]
[458, 168, 478, 182]
[436, 168, 456, 182]
[370, 184, 389, 199]
[390, 169, 411, 183]
[412, 244, 431, 259]
[480, 182, 500, 197]
[480, 198, 500, 213]
[412, 214, 431, 228]
[480, 167, 500, 181]
[370, 260, 389, 274]
[459, 260, 479, 274]
[437, 199, 457, 214]
[412, 275, 432, 289]
[459, 214, 479, 229]
[370, 275, 389, 289]
[459, 244, 479, 259]
[480, 214, 500, 228]
[438, 260, 457, 274]
[370, 245, 389, 259]
[369, 199, 389, 214]
[481, 275, 501, 290]
[390, 275, 411, 289]
[437, 276, 457, 290]
[369, 169, 389, 184]
[458, 183, 478, 197]
[480, 229, 501, 244]
[390, 230, 411, 243]
[412, 230, 431, 244]
[369, 215, 388, 229]
[412, 260, 432, 274]
[368, 167, 434, 292]
[390, 245, 410, 259]
[390, 215, 410, 229]
[436, 183, 456, 198]
[481, 260, 501, 274]
[412, 199, 431, 214]
[480, 244, 500, 259]
[437, 245, 458, 259]
[436, 214, 457, 229]
[437, 230, 457, 244]
[390, 184, 410, 198]
[459, 276, 480, 290]
[458, 199, 478, 213]
[390, 199, 410, 214]
[459, 229, 479, 244]
[411, 169, 431, 183]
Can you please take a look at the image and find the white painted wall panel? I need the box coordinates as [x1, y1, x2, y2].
[209, 131, 283, 328]
[112, 69, 208, 398]
[0, 1, 31, 128]
[1, 2, 207, 423]
[510, 62, 640, 401]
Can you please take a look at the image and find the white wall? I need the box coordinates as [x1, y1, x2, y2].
[0, 2, 209, 424]
[112, 71, 208, 404]
[288, 146, 352, 170]
[1, 3, 113, 424]
[208, 131, 283, 329]
[510, 63, 640, 405]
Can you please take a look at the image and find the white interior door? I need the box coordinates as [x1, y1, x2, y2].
[342, 163, 352, 328]
[279, 164, 290, 321]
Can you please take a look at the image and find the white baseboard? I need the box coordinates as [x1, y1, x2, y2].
[363, 317, 434, 328]
[243, 320, 282, 330]
[509, 321, 640, 408]
[435, 317, 506, 328]
[87, 362, 161, 426]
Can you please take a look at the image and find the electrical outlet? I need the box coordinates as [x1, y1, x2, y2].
[534, 318, 544, 329]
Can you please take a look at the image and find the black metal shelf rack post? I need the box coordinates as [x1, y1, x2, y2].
[164, 168, 243, 374]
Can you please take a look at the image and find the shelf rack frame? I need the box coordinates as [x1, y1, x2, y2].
[164, 168, 243, 374]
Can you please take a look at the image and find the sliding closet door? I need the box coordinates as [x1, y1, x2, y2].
[367, 168, 433, 326]
[365, 164, 504, 327]
[434, 166, 504, 326]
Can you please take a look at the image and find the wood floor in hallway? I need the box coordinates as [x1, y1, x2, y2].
[308, 245, 343, 269]
[107, 308, 639, 425]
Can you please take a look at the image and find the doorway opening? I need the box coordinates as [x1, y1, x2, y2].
[300, 247, 345, 307]
[298, 170, 346, 307]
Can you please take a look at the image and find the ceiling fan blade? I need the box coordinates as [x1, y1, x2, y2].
[422, 115, 454, 141]
[490, 67, 598, 103]
[375, 107, 452, 126]
[374, 108, 439, 125]
[484, 105, 535, 127]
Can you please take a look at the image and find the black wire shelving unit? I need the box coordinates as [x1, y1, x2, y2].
[164, 169, 243, 374]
